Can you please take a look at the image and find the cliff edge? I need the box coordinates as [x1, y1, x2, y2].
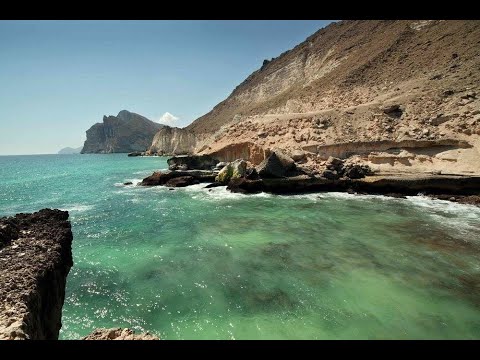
[0, 209, 73, 340]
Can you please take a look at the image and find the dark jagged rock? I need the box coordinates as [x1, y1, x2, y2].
[0, 209, 73, 340]
[140, 170, 216, 187]
[140, 171, 172, 186]
[204, 182, 224, 189]
[245, 168, 260, 180]
[256, 151, 296, 178]
[0, 220, 19, 249]
[431, 194, 480, 205]
[81, 110, 162, 154]
[322, 169, 341, 180]
[167, 154, 219, 171]
[224, 173, 480, 198]
[123, 182, 133, 185]
[128, 152, 143, 157]
[165, 176, 197, 187]
[227, 178, 265, 194]
[343, 164, 373, 179]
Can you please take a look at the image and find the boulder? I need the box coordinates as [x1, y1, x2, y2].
[140, 171, 172, 186]
[123, 181, 133, 185]
[322, 169, 341, 180]
[381, 104, 403, 117]
[256, 151, 296, 178]
[342, 164, 373, 179]
[167, 155, 219, 171]
[128, 152, 143, 157]
[325, 156, 344, 172]
[290, 150, 306, 162]
[165, 176, 197, 187]
[215, 159, 247, 184]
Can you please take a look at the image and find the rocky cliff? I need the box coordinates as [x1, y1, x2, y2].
[181, 20, 480, 177]
[0, 209, 73, 340]
[81, 110, 163, 154]
[148, 126, 197, 155]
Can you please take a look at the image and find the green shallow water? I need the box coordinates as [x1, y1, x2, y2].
[1, 154, 480, 339]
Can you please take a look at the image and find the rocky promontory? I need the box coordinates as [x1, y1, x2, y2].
[81, 110, 163, 154]
[0, 209, 73, 340]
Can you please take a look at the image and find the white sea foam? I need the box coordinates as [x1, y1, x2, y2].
[183, 183, 273, 202]
[60, 204, 95, 212]
[114, 178, 144, 187]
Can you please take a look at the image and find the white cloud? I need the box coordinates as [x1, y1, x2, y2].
[158, 112, 179, 125]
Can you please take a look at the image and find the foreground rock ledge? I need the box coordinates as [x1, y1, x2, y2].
[83, 328, 159, 340]
[0, 209, 73, 340]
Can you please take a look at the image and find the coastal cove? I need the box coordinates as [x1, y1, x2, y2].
[1, 154, 480, 339]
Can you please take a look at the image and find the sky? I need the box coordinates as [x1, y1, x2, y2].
[0, 20, 334, 155]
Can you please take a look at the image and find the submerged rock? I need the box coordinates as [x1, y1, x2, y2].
[83, 328, 159, 340]
[123, 181, 133, 185]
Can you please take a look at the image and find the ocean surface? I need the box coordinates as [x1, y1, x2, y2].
[1, 154, 480, 339]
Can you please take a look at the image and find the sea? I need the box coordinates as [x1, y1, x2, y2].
[1, 154, 480, 339]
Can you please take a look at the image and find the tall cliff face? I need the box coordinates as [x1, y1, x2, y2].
[148, 126, 197, 155]
[81, 110, 163, 154]
[0, 209, 73, 340]
[185, 20, 480, 175]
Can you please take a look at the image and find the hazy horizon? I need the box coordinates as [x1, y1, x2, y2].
[0, 20, 333, 155]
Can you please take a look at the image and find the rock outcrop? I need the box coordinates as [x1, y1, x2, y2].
[81, 110, 163, 154]
[83, 328, 159, 340]
[148, 126, 197, 155]
[167, 155, 218, 171]
[0, 209, 73, 340]
[215, 159, 247, 184]
[140, 170, 216, 187]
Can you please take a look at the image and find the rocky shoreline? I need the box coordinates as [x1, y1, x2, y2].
[0, 209, 73, 340]
[138, 154, 480, 205]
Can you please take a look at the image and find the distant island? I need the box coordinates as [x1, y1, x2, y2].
[58, 146, 83, 155]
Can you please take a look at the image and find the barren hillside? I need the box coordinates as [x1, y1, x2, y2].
[156, 20, 480, 176]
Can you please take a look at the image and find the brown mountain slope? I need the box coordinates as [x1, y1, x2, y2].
[177, 20, 480, 176]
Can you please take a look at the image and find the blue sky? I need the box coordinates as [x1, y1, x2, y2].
[0, 20, 333, 155]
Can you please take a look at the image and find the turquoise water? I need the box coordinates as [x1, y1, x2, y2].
[1, 154, 480, 339]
